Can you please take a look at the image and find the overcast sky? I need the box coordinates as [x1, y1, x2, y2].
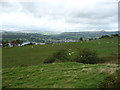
[0, 0, 119, 32]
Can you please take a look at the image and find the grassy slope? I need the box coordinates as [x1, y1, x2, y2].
[2, 37, 119, 88]
[3, 62, 118, 88]
[2, 37, 119, 68]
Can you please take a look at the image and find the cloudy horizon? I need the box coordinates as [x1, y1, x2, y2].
[0, 0, 119, 33]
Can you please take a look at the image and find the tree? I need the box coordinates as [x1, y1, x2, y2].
[5, 40, 9, 47]
[16, 39, 20, 46]
[79, 37, 83, 41]
[11, 40, 17, 46]
[2, 40, 6, 47]
[19, 40, 23, 45]
[11, 39, 23, 46]
[100, 35, 110, 39]
[89, 38, 93, 40]
[16, 39, 23, 46]
[111, 34, 119, 37]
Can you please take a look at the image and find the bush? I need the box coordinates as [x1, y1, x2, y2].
[89, 38, 93, 40]
[74, 48, 100, 64]
[100, 35, 110, 39]
[44, 49, 68, 64]
[111, 34, 119, 37]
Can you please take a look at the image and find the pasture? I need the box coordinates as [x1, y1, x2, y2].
[2, 37, 120, 88]
[2, 37, 119, 68]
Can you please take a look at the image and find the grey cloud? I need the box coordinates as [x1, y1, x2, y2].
[0, 0, 118, 32]
[20, 2, 42, 18]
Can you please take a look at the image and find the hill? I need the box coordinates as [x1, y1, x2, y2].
[2, 31, 119, 42]
[56, 31, 119, 40]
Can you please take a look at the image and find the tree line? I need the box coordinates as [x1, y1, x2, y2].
[2, 39, 23, 47]
[79, 34, 119, 41]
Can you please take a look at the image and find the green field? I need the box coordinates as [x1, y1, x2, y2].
[2, 37, 120, 88]
[3, 37, 119, 68]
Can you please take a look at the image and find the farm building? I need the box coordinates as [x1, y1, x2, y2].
[21, 42, 46, 46]
[21, 42, 35, 46]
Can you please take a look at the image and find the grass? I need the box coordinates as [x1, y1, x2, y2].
[2, 37, 119, 88]
[2, 62, 119, 88]
[2, 37, 119, 68]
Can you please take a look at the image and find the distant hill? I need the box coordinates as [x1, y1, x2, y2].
[57, 31, 119, 40]
[2, 31, 119, 42]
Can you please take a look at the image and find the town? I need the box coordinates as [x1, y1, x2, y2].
[1, 33, 119, 48]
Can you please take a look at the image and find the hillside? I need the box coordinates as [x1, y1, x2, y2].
[2, 31, 119, 42]
[57, 31, 119, 40]
[2, 37, 119, 88]
[3, 62, 119, 88]
[2, 37, 119, 68]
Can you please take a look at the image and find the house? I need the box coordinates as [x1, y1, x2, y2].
[8, 43, 13, 47]
[39, 43, 46, 45]
[21, 42, 44, 46]
[34, 43, 45, 45]
[21, 42, 34, 46]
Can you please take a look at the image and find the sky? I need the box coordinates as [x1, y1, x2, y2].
[0, 0, 119, 33]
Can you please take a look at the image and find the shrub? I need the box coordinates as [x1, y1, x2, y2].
[79, 37, 83, 41]
[100, 35, 110, 39]
[44, 49, 68, 64]
[74, 48, 100, 64]
[89, 38, 93, 40]
[43, 56, 55, 64]
[111, 34, 119, 37]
